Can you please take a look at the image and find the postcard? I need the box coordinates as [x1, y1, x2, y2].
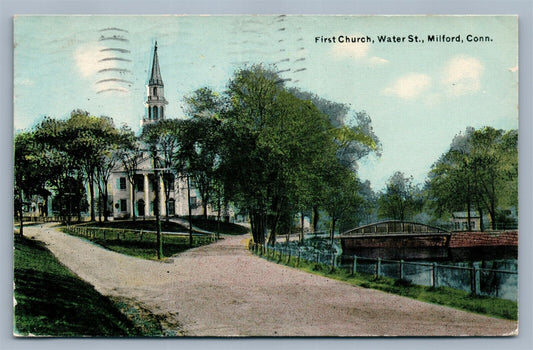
[13, 15, 518, 337]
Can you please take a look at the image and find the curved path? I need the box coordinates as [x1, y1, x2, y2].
[25, 224, 517, 337]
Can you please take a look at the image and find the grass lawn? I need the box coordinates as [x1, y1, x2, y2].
[63, 225, 215, 260]
[13, 235, 157, 336]
[252, 246, 518, 321]
[88, 219, 189, 232]
[190, 218, 249, 235]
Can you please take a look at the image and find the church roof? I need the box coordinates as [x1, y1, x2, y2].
[149, 42, 164, 86]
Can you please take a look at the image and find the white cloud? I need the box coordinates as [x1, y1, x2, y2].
[18, 78, 34, 86]
[442, 56, 484, 96]
[368, 56, 389, 66]
[74, 42, 113, 78]
[331, 35, 370, 60]
[383, 73, 431, 99]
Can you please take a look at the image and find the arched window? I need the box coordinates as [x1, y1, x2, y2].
[153, 106, 158, 120]
[153, 87, 157, 96]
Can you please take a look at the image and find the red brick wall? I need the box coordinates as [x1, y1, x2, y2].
[448, 231, 518, 248]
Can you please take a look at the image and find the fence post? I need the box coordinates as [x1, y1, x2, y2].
[297, 250, 300, 267]
[375, 258, 382, 278]
[471, 265, 478, 296]
[431, 262, 437, 288]
[399, 260, 404, 280]
[353, 255, 357, 274]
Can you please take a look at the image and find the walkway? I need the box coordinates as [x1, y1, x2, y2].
[25, 224, 517, 336]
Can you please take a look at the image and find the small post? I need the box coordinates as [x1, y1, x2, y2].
[375, 258, 382, 278]
[431, 262, 437, 287]
[471, 265, 480, 296]
[353, 255, 357, 274]
[297, 250, 300, 267]
[399, 260, 404, 280]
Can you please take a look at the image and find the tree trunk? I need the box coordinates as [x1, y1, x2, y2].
[313, 205, 319, 232]
[217, 197, 221, 239]
[18, 205, 24, 237]
[89, 174, 96, 222]
[466, 196, 472, 232]
[478, 206, 484, 232]
[300, 211, 305, 243]
[187, 175, 193, 248]
[103, 186, 109, 222]
[330, 218, 337, 247]
[154, 171, 162, 259]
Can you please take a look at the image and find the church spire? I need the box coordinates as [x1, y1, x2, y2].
[149, 41, 164, 86]
[142, 41, 168, 128]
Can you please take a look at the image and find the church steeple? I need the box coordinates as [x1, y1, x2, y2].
[142, 41, 168, 127]
[149, 42, 164, 86]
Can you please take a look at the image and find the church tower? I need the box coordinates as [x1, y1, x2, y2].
[142, 42, 168, 127]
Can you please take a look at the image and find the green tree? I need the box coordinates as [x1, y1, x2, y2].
[14, 131, 50, 236]
[117, 126, 141, 221]
[322, 164, 362, 245]
[427, 127, 518, 231]
[141, 119, 182, 221]
[378, 171, 422, 222]
[183, 88, 225, 221]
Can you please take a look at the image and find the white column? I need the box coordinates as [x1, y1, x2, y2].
[129, 176, 134, 217]
[144, 174, 149, 216]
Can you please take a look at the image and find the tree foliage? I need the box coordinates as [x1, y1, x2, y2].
[427, 127, 518, 230]
[378, 171, 422, 221]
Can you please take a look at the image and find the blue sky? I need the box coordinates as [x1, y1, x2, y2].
[14, 15, 518, 191]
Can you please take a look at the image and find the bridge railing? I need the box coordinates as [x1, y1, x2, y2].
[249, 243, 517, 302]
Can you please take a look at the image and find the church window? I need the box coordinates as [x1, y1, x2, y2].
[168, 199, 175, 216]
[117, 177, 126, 190]
[153, 106, 158, 119]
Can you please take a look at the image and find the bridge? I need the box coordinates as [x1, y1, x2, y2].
[338, 221, 452, 260]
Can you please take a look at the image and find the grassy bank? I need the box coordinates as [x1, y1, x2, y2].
[63, 225, 215, 260]
[190, 218, 250, 235]
[13, 236, 161, 336]
[251, 247, 518, 321]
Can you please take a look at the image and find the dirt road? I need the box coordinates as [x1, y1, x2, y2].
[25, 224, 517, 336]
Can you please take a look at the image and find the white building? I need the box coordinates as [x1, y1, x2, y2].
[109, 42, 212, 220]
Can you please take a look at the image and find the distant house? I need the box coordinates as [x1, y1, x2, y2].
[451, 211, 481, 231]
[450, 211, 491, 231]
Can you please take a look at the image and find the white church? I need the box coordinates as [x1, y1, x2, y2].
[108, 42, 215, 220]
